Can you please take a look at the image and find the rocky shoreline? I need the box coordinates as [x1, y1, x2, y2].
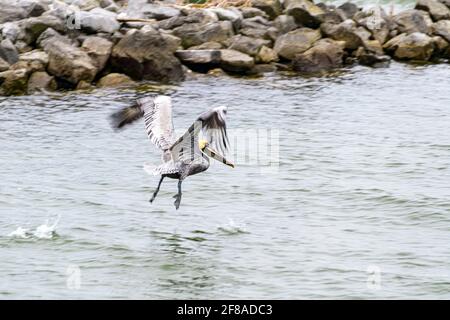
[1, 0, 450, 96]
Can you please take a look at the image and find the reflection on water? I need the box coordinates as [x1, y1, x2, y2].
[0, 61, 449, 299]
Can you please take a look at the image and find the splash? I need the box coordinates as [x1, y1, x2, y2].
[217, 218, 248, 235]
[8, 215, 60, 240]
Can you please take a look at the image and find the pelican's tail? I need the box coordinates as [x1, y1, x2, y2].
[144, 162, 179, 176]
[110, 103, 144, 130]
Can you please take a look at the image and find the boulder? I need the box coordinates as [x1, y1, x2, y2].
[250, 0, 282, 20]
[415, 0, 450, 21]
[158, 9, 218, 30]
[219, 49, 254, 72]
[111, 27, 184, 82]
[285, 0, 326, 28]
[0, 57, 9, 72]
[0, 68, 29, 95]
[257, 45, 278, 63]
[97, 73, 134, 87]
[292, 38, 344, 73]
[0, 2, 28, 24]
[27, 71, 57, 93]
[173, 21, 233, 48]
[384, 32, 434, 60]
[355, 7, 391, 44]
[273, 15, 297, 34]
[0, 39, 19, 65]
[2, 22, 21, 42]
[240, 7, 269, 19]
[71, 0, 100, 11]
[130, 3, 181, 20]
[393, 9, 432, 34]
[175, 49, 221, 72]
[228, 35, 271, 57]
[189, 41, 224, 50]
[431, 35, 450, 58]
[321, 20, 370, 50]
[207, 7, 243, 29]
[274, 28, 321, 60]
[45, 41, 98, 84]
[250, 63, 278, 74]
[36, 28, 76, 49]
[79, 8, 121, 34]
[356, 50, 391, 67]
[82, 36, 113, 71]
[431, 20, 450, 42]
[15, 15, 64, 46]
[12, 49, 48, 74]
[338, 2, 359, 19]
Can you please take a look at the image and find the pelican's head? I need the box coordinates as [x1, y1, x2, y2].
[199, 139, 234, 168]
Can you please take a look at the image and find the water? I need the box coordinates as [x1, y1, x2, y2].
[1, 61, 449, 299]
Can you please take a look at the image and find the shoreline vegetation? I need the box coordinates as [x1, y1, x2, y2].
[1, 0, 450, 96]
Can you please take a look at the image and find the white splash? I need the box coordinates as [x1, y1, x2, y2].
[218, 218, 248, 235]
[8, 215, 60, 240]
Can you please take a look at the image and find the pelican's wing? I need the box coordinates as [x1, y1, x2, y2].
[110, 95, 176, 151]
[169, 106, 229, 162]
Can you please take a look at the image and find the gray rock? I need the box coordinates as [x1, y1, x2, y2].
[393, 9, 432, 34]
[240, 7, 269, 19]
[338, 2, 359, 19]
[11, 49, 49, 74]
[45, 40, 98, 84]
[292, 38, 345, 73]
[228, 35, 271, 57]
[175, 49, 221, 72]
[0, 2, 27, 24]
[208, 7, 243, 29]
[27, 71, 57, 93]
[79, 8, 120, 34]
[416, 0, 450, 21]
[432, 20, 450, 42]
[139, 4, 181, 20]
[82, 36, 113, 71]
[274, 27, 321, 60]
[384, 32, 434, 60]
[189, 41, 223, 50]
[273, 15, 297, 35]
[173, 21, 233, 48]
[219, 49, 254, 72]
[36, 28, 76, 49]
[285, 0, 326, 28]
[16, 15, 65, 45]
[257, 45, 278, 63]
[158, 9, 218, 30]
[250, 0, 282, 20]
[2, 22, 20, 42]
[97, 73, 134, 87]
[71, 0, 100, 11]
[111, 27, 184, 82]
[355, 7, 391, 44]
[0, 39, 19, 65]
[321, 20, 370, 50]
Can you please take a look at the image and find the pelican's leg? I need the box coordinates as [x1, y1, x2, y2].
[173, 179, 182, 210]
[149, 176, 164, 203]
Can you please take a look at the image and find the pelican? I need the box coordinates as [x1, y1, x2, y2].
[110, 95, 234, 209]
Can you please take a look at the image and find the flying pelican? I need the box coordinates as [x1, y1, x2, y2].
[110, 95, 234, 209]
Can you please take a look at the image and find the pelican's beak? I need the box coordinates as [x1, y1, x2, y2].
[204, 146, 235, 168]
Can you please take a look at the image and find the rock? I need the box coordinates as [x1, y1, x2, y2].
[141, 4, 181, 20]
[384, 32, 434, 60]
[111, 27, 184, 82]
[208, 7, 243, 29]
[0, 1, 27, 24]
[189, 41, 223, 50]
[76, 80, 95, 90]
[240, 7, 269, 19]
[393, 9, 432, 34]
[175, 49, 221, 72]
[97, 73, 134, 87]
[321, 20, 370, 50]
[228, 35, 271, 57]
[27, 71, 57, 93]
[82, 36, 113, 71]
[338, 2, 359, 19]
[274, 28, 321, 60]
[16, 15, 64, 45]
[219, 49, 254, 72]
[273, 15, 297, 34]
[250, 63, 278, 74]
[0, 39, 19, 65]
[432, 20, 450, 42]
[72, 0, 100, 11]
[173, 21, 233, 48]
[12, 49, 48, 73]
[415, 0, 450, 21]
[36, 28, 76, 49]
[45, 41, 98, 85]
[240, 26, 278, 41]
[431, 35, 450, 58]
[158, 9, 218, 30]
[285, 0, 326, 28]
[2, 22, 21, 42]
[79, 8, 120, 34]
[292, 38, 344, 73]
[356, 7, 391, 44]
[0, 57, 9, 72]
[438, 0, 450, 8]
[250, 0, 282, 20]
[0, 68, 29, 95]
[257, 45, 278, 63]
